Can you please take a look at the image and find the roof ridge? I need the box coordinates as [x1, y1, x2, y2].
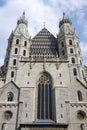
[32, 27, 56, 39]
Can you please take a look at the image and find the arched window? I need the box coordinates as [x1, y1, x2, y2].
[15, 48, 18, 54]
[7, 92, 14, 101]
[13, 59, 16, 66]
[69, 40, 72, 45]
[70, 48, 73, 53]
[37, 72, 52, 119]
[24, 41, 27, 46]
[61, 42, 64, 47]
[72, 57, 75, 63]
[80, 60, 82, 65]
[16, 39, 19, 44]
[82, 70, 84, 78]
[11, 71, 14, 78]
[23, 50, 26, 56]
[77, 91, 83, 101]
[4, 111, 13, 120]
[73, 68, 77, 76]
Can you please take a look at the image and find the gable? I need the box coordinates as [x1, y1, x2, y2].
[69, 79, 87, 102]
[0, 81, 20, 102]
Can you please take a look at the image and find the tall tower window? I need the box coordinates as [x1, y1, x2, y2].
[13, 59, 16, 66]
[24, 41, 27, 46]
[69, 40, 72, 45]
[73, 68, 77, 76]
[7, 92, 14, 101]
[70, 48, 73, 53]
[37, 72, 52, 120]
[77, 90, 83, 101]
[72, 57, 75, 63]
[16, 39, 19, 44]
[15, 48, 18, 54]
[11, 71, 14, 78]
[82, 70, 84, 78]
[61, 42, 64, 47]
[23, 50, 26, 56]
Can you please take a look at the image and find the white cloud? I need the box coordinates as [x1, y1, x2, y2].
[0, 0, 87, 66]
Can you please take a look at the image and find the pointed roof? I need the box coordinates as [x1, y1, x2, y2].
[32, 28, 57, 41]
[30, 28, 58, 60]
[59, 12, 72, 28]
[0, 81, 20, 91]
[17, 12, 28, 26]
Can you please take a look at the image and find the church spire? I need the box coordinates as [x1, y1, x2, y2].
[59, 12, 72, 28]
[17, 12, 28, 26]
[63, 12, 67, 19]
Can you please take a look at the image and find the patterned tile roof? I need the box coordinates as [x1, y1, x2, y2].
[29, 28, 58, 60]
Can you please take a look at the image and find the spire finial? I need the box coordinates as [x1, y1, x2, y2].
[22, 11, 25, 19]
[43, 22, 46, 28]
[17, 11, 28, 26]
[63, 12, 65, 16]
[63, 12, 66, 19]
[23, 11, 25, 15]
[59, 12, 72, 28]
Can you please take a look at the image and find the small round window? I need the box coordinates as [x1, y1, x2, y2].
[77, 110, 86, 120]
[4, 111, 13, 120]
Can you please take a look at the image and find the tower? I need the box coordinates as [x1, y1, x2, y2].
[58, 13, 86, 84]
[4, 12, 31, 83]
[0, 12, 87, 130]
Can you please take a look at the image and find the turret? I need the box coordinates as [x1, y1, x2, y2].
[59, 12, 72, 28]
[4, 12, 31, 83]
[58, 13, 86, 84]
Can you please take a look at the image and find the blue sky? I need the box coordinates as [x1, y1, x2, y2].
[0, 0, 5, 6]
[0, 0, 87, 65]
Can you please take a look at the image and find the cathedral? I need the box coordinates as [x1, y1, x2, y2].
[0, 12, 87, 130]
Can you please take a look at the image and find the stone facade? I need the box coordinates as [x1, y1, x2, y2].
[0, 12, 87, 130]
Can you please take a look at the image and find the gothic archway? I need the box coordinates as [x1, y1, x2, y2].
[37, 72, 52, 120]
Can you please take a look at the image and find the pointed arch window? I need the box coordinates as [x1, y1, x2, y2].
[13, 59, 16, 66]
[69, 40, 72, 45]
[77, 91, 83, 101]
[73, 68, 77, 76]
[23, 50, 26, 56]
[24, 41, 27, 46]
[16, 39, 19, 44]
[61, 41, 64, 47]
[70, 48, 73, 53]
[82, 70, 84, 78]
[15, 48, 18, 54]
[7, 92, 14, 101]
[11, 71, 14, 78]
[37, 72, 52, 119]
[72, 57, 75, 63]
